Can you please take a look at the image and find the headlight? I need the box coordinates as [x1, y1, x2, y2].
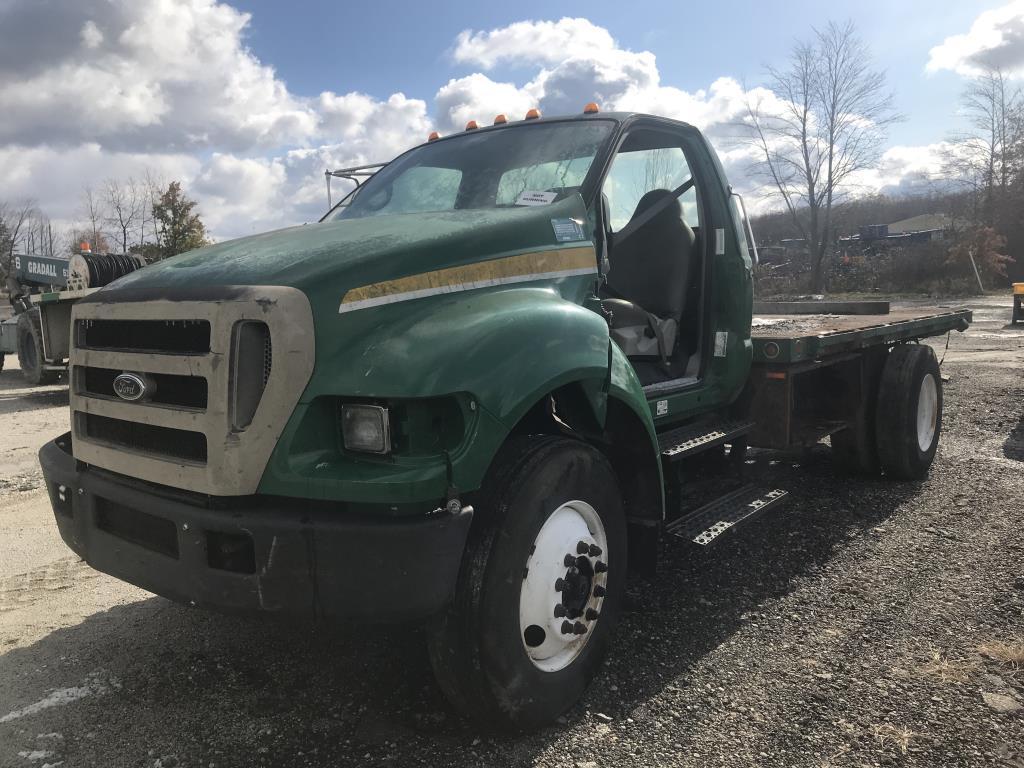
[340, 404, 391, 454]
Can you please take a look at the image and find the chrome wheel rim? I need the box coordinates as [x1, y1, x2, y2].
[917, 373, 938, 452]
[519, 500, 608, 672]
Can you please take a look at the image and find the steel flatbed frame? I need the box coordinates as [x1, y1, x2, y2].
[750, 308, 973, 364]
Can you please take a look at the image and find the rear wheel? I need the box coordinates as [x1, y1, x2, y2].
[427, 436, 626, 731]
[875, 345, 942, 480]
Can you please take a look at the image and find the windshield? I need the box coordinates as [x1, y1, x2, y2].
[324, 120, 615, 221]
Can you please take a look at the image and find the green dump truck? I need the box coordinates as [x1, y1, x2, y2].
[39, 109, 971, 730]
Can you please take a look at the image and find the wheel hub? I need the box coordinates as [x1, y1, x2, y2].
[519, 500, 608, 672]
[917, 373, 938, 452]
[559, 558, 593, 618]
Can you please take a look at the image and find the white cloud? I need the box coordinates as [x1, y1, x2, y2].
[453, 18, 617, 70]
[435, 74, 537, 132]
[80, 20, 103, 49]
[0, 0, 317, 151]
[0, 6, 958, 242]
[928, 1, 1024, 77]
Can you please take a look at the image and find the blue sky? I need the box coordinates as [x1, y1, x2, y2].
[233, 0, 982, 146]
[1, 0, 1019, 241]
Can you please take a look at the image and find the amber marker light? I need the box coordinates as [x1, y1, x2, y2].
[524, 108, 541, 120]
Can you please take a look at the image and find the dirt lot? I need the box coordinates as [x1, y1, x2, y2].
[1, 296, 1022, 768]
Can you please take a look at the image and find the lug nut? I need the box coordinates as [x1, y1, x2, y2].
[589, 544, 603, 557]
[593, 585, 607, 597]
[554, 603, 567, 618]
[573, 621, 588, 635]
[586, 608, 600, 621]
[564, 554, 577, 567]
[560, 620, 575, 635]
[594, 560, 608, 573]
[576, 540, 590, 555]
[555, 577, 566, 591]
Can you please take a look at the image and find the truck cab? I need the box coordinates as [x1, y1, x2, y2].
[39, 108, 966, 731]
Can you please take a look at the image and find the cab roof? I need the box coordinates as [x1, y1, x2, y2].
[421, 111, 698, 147]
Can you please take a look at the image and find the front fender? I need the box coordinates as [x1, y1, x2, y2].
[261, 286, 645, 503]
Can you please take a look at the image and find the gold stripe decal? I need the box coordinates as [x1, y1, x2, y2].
[338, 246, 597, 314]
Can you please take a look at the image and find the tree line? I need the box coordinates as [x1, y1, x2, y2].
[740, 20, 1017, 293]
[1, 176, 208, 285]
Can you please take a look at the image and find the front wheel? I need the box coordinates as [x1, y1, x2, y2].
[427, 436, 626, 731]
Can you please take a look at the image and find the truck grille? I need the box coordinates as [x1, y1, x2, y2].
[80, 413, 208, 463]
[68, 288, 315, 496]
[77, 319, 210, 354]
[80, 366, 208, 410]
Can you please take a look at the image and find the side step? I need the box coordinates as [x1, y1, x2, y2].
[665, 485, 789, 546]
[657, 419, 755, 461]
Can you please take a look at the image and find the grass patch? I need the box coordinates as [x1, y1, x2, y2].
[979, 640, 1024, 667]
[918, 650, 976, 683]
[871, 724, 917, 755]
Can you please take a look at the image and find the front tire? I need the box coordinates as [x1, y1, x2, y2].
[16, 310, 58, 386]
[427, 436, 626, 731]
[875, 345, 942, 480]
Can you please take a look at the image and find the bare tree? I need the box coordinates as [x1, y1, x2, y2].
[79, 185, 110, 252]
[943, 65, 1022, 224]
[104, 177, 143, 254]
[741, 20, 899, 292]
[140, 169, 167, 249]
[0, 198, 37, 282]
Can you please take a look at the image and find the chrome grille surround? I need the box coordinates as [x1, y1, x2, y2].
[69, 286, 315, 495]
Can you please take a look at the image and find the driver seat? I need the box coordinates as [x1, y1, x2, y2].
[603, 189, 695, 361]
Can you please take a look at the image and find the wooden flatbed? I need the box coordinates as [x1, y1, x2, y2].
[750, 308, 973, 364]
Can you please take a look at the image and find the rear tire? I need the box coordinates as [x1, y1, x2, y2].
[875, 345, 942, 480]
[427, 436, 626, 731]
[16, 310, 58, 386]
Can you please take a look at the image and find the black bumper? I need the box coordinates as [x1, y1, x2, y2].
[40, 434, 472, 622]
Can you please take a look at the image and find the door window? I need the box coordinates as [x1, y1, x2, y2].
[602, 145, 698, 231]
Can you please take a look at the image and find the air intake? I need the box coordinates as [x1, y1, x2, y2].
[229, 321, 271, 430]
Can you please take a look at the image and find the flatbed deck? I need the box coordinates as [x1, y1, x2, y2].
[750, 308, 972, 364]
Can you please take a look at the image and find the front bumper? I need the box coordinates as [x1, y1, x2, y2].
[40, 434, 472, 622]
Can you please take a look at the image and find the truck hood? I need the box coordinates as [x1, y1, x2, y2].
[101, 195, 593, 304]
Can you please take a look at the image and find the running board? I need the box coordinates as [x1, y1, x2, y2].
[657, 419, 755, 460]
[665, 486, 789, 546]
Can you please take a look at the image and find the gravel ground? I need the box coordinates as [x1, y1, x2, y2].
[0, 295, 1021, 768]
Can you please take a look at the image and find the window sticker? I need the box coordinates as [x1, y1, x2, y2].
[550, 218, 586, 242]
[516, 190, 558, 206]
[715, 228, 726, 255]
[656, 399, 668, 416]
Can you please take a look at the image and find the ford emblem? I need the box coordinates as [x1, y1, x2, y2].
[113, 372, 148, 401]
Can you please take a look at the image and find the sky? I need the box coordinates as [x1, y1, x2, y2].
[1, 0, 1022, 243]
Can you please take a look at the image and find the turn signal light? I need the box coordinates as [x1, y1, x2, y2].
[583, 102, 599, 114]
[493, 114, 507, 125]
[427, 131, 439, 141]
[525, 108, 541, 120]
[465, 120, 479, 130]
